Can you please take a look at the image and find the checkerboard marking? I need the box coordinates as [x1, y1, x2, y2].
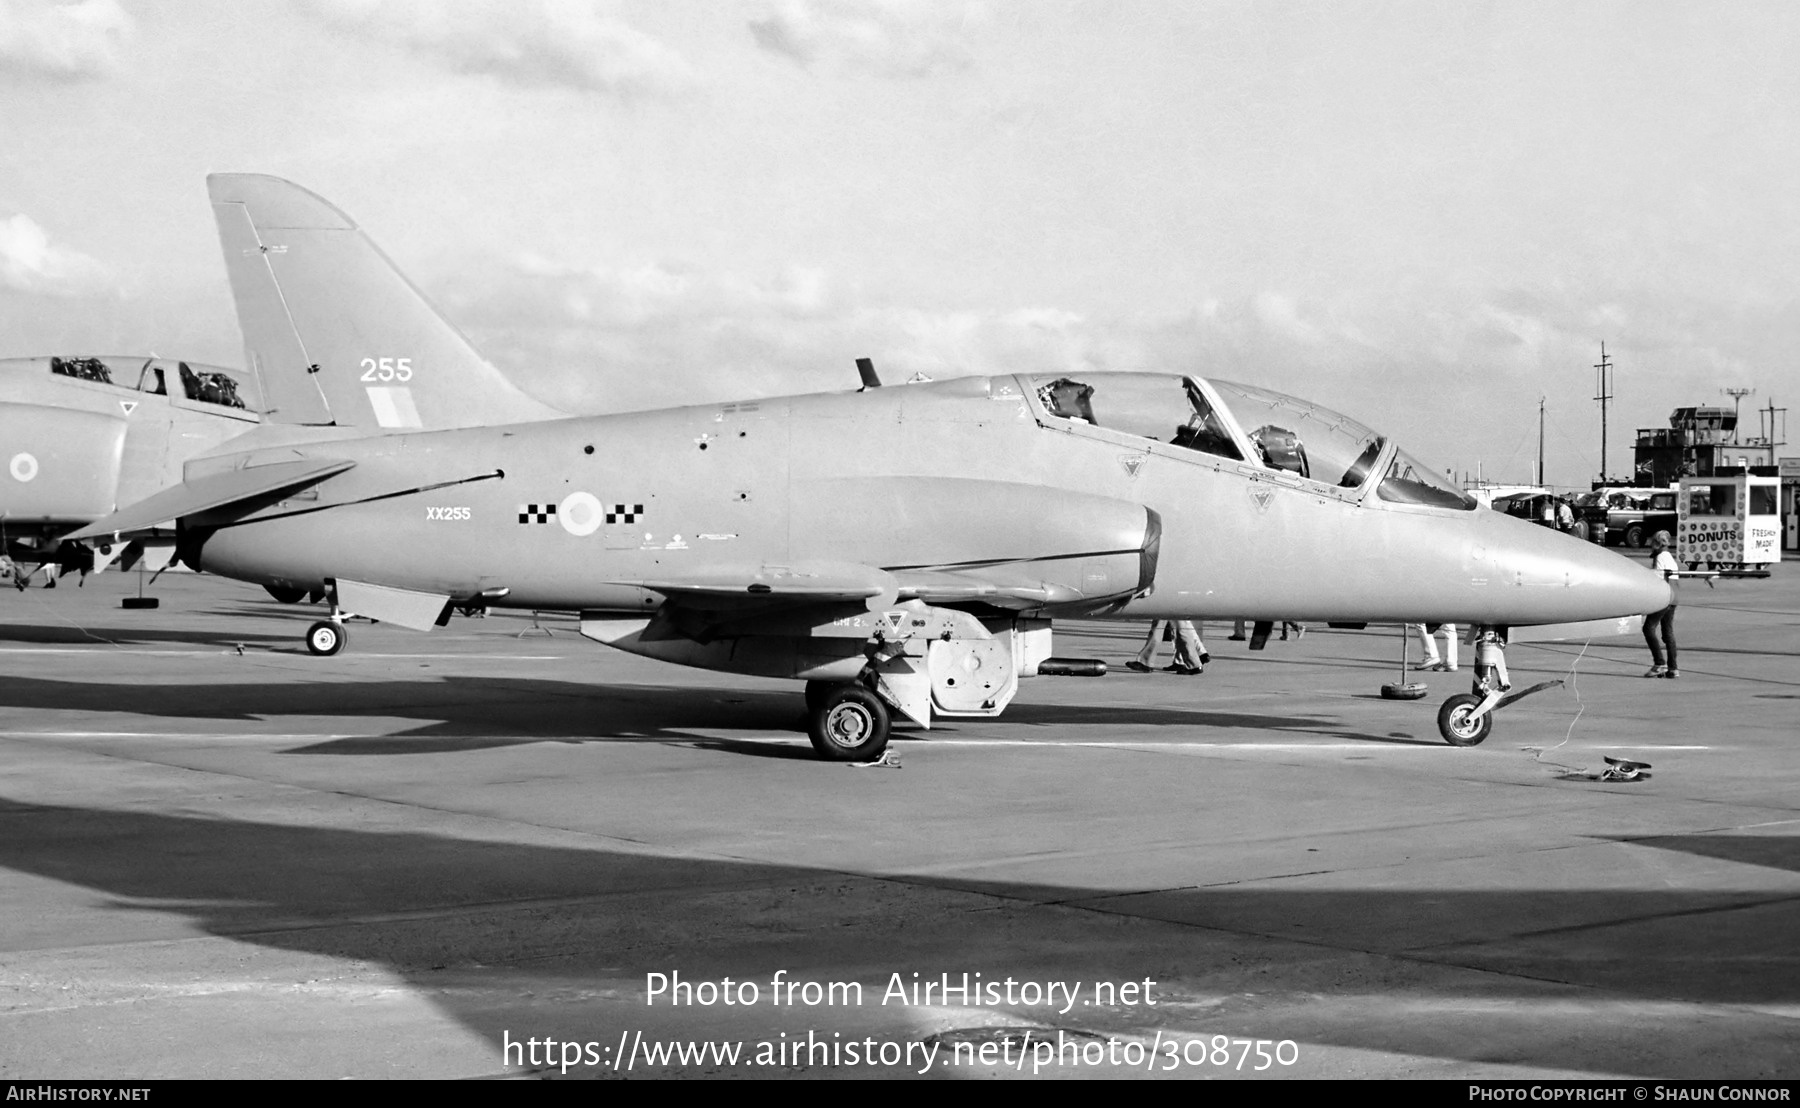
[518, 503, 557, 524]
[605, 504, 645, 524]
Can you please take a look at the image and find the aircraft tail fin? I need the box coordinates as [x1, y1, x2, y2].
[208, 173, 564, 430]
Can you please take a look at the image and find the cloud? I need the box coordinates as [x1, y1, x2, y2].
[0, 213, 117, 297]
[485, 255, 835, 328]
[304, 0, 695, 96]
[0, 0, 131, 80]
[748, 0, 982, 78]
[436, 252, 1126, 411]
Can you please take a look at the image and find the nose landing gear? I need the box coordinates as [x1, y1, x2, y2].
[1436, 693, 1494, 746]
[1435, 627, 1564, 746]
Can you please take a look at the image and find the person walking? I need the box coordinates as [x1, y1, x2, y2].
[1414, 623, 1459, 671]
[1643, 531, 1680, 678]
[1128, 620, 1209, 674]
[1279, 620, 1304, 640]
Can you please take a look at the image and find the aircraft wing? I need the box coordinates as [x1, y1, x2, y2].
[891, 567, 1098, 608]
[620, 555, 1147, 618]
[64, 457, 355, 541]
[617, 561, 899, 609]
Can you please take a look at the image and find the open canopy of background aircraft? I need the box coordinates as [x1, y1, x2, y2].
[71, 174, 1670, 758]
[1, 354, 262, 585]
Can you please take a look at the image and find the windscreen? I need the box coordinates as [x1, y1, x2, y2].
[1376, 446, 1478, 509]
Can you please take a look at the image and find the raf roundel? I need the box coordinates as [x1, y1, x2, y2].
[559, 491, 604, 537]
[9, 453, 38, 483]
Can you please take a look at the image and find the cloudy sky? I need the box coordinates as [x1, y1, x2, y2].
[3, 0, 1795, 488]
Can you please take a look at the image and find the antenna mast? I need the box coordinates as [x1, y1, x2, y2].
[1538, 395, 1546, 486]
[1721, 387, 1755, 443]
[1593, 342, 1613, 484]
[1759, 398, 1787, 450]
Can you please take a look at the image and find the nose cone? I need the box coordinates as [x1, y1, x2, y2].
[1478, 514, 1670, 625]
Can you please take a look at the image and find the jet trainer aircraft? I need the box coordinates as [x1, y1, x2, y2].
[1, 354, 261, 587]
[70, 174, 1670, 758]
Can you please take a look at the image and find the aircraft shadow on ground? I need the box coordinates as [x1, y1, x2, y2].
[988, 700, 1410, 744]
[0, 605, 576, 648]
[0, 624, 295, 647]
[0, 675, 1414, 753]
[0, 673, 804, 747]
[0, 795, 1795, 1077]
[1613, 834, 1800, 875]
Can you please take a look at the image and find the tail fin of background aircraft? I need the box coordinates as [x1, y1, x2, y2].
[208, 173, 565, 431]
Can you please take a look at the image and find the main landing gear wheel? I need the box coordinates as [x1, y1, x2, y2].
[807, 685, 890, 762]
[265, 584, 308, 604]
[1437, 693, 1492, 746]
[305, 620, 346, 656]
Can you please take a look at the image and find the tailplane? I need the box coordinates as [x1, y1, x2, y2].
[208, 173, 564, 430]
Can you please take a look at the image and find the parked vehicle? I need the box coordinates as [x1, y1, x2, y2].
[1567, 490, 1614, 544]
[1489, 491, 1599, 542]
[1676, 473, 1781, 572]
[1602, 489, 1679, 548]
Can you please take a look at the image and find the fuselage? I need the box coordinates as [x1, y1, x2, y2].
[188, 373, 1670, 627]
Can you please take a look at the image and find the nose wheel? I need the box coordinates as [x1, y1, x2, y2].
[1437, 693, 1492, 746]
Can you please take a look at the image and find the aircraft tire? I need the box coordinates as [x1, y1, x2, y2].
[265, 584, 308, 604]
[807, 685, 889, 761]
[1380, 682, 1428, 700]
[305, 620, 346, 657]
[803, 680, 834, 712]
[1436, 693, 1492, 747]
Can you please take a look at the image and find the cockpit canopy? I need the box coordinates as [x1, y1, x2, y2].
[1036, 374, 1244, 461]
[46, 355, 260, 412]
[1029, 372, 1474, 510]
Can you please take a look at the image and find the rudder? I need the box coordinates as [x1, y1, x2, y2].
[208, 173, 564, 430]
